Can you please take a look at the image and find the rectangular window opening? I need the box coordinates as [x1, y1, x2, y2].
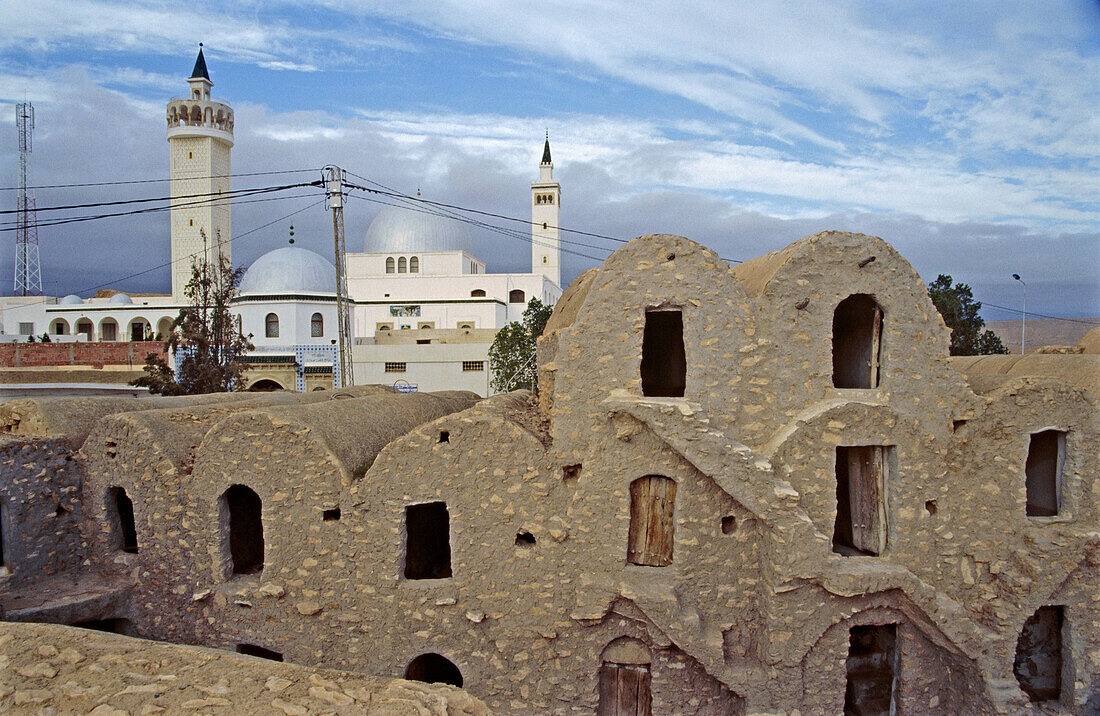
[404, 501, 452, 580]
[237, 643, 284, 662]
[833, 446, 889, 556]
[640, 308, 686, 397]
[322, 508, 341, 521]
[1014, 605, 1066, 702]
[1025, 430, 1065, 517]
[462, 361, 484, 372]
[384, 362, 407, 373]
[845, 624, 897, 714]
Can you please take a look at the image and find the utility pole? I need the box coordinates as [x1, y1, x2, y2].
[15, 103, 42, 296]
[325, 166, 354, 388]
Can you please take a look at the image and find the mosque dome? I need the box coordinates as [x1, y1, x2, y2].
[239, 246, 336, 295]
[108, 293, 133, 305]
[60, 294, 83, 305]
[364, 205, 469, 253]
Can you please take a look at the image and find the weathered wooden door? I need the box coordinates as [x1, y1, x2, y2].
[847, 447, 887, 555]
[869, 305, 882, 388]
[597, 662, 652, 716]
[627, 475, 677, 566]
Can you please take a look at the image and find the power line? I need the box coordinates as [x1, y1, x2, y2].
[0, 168, 321, 192]
[981, 301, 1100, 326]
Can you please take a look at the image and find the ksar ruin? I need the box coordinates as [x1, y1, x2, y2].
[2, 231, 1097, 714]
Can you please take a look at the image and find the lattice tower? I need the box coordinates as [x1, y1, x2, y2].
[14, 102, 42, 296]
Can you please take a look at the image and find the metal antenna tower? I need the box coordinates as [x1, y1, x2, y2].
[14, 102, 42, 295]
[325, 166, 354, 388]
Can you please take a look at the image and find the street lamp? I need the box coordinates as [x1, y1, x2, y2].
[1012, 274, 1027, 354]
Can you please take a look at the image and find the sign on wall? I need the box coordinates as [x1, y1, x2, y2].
[390, 305, 421, 317]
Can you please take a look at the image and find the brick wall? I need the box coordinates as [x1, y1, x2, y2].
[0, 341, 166, 369]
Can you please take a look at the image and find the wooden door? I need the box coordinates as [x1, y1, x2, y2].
[598, 662, 652, 716]
[848, 447, 886, 555]
[627, 476, 676, 567]
[869, 306, 882, 388]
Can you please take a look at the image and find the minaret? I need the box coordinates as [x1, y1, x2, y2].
[531, 132, 561, 287]
[166, 44, 234, 300]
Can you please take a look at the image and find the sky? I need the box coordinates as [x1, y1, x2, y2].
[1, 1, 1097, 322]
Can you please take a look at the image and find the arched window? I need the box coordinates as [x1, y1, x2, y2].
[221, 485, 263, 577]
[509, 289, 525, 303]
[109, 487, 138, 554]
[598, 638, 652, 716]
[265, 313, 279, 338]
[311, 312, 323, 338]
[405, 653, 462, 687]
[470, 289, 486, 298]
[386, 257, 395, 273]
[627, 475, 676, 566]
[641, 308, 686, 397]
[410, 256, 419, 273]
[398, 257, 408, 273]
[832, 294, 883, 389]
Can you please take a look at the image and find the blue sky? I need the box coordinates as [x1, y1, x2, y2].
[1, 1, 1097, 320]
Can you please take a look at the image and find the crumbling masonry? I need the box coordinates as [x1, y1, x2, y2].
[1, 231, 1097, 714]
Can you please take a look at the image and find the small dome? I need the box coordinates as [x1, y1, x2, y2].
[60, 294, 83, 305]
[108, 293, 133, 305]
[239, 246, 336, 295]
[364, 205, 470, 253]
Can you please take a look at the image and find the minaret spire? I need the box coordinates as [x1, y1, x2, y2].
[190, 43, 211, 82]
[541, 130, 552, 165]
[531, 132, 561, 287]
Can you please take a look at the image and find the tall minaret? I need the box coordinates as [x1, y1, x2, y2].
[531, 132, 561, 287]
[166, 44, 234, 300]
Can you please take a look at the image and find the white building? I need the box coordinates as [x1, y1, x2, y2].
[2, 49, 564, 397]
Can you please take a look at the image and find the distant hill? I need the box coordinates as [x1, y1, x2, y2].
[986, 317, 1100, 354]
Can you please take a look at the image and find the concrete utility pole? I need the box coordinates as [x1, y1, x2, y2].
[15, 102, 42, 296]
[325, 166, 354, 388]
[1012, 273, 1027, 354]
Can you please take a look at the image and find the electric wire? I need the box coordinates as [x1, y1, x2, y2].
[0, 168, 321, 192]
[979, 302, 1100, 325]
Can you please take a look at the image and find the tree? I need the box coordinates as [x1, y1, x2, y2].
[928, 274, 1009, 356]
[488, 298, 553, 393]
[132, 252, 253, 395]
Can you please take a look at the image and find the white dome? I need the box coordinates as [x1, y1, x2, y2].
[239, 246, 336, 295]
[108, 293, 133, 305]
[60, 294, 83, 305]
[364, 205, 470, 253]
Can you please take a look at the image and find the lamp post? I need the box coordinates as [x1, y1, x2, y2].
[1012, 274, 1027, 354]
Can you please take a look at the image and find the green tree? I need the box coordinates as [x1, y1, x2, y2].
[488, 298, 553, 393]
[131, 253, 254, 395]
[928, 274, 1009, 356]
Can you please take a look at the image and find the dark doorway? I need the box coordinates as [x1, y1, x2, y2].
[404, 502, 451, 580]
[237, 644, 284, 662]
[405, 653, 462, 687]
[1025, 431, 1065, 517]
[833, 294, 883, 389]
[1014, 606, 1065, 702]
[223, 485, 264, 576]
[834, 446, 888, 556]
[627, 475, 677, 567]
[73, 618, 131, 634]
[110, 487, 138, 554]
[597, 662, 653, 716]
[640, 309, 685, 397]
[248, 379, 283, 392]
[844, 624, 897, 715]
[0, 500, 6, 570]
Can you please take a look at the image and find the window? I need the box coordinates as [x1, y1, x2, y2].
[265, 313, 279, 338]
[470, 289, 486, 297]
[834, 446, 890, 556]
[1014, 606, 1066, 702]
[376, 322, 393, 332]
[598, 639, 652, 716]
[222, 485, 263, 577]
[417, 321, 435, 329]
[130, 322, 148, 342]
[509, 289, 525, 303]
[237, 644, 283, 661]
[384, 362, 406, 373]
[52, 320, 68, 335]
[833, 294, 883, 389]
[101, 321, 117, 342]
[542, 256, 548, 264]
[404, 501, 451, 579]
[76, 320, 93, 338]
[845, 624, 897, 714]
[640, 308, 686, 397]
[462, 361, 484, 372]
[398, 257, 407, 273]
[456, 321, 475, 329]
[405, 653, 462, 687]
[1025, 430, 1066, 517]
[410, 256, 419, 273]
[311, 312, 323, 338]
[109, 487, 138, 554]
[386, 257, 395, 273]
[18, 322, 33, 336]
[627, 475, 676, 566]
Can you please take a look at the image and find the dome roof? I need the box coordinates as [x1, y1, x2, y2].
[60, 294, 83, 305]
[239, 246, 336, 295]
[108, 293, 133, 305]
[364, 205, 470, 253]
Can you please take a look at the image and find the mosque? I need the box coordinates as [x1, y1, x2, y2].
[0, 48, 563, 396]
